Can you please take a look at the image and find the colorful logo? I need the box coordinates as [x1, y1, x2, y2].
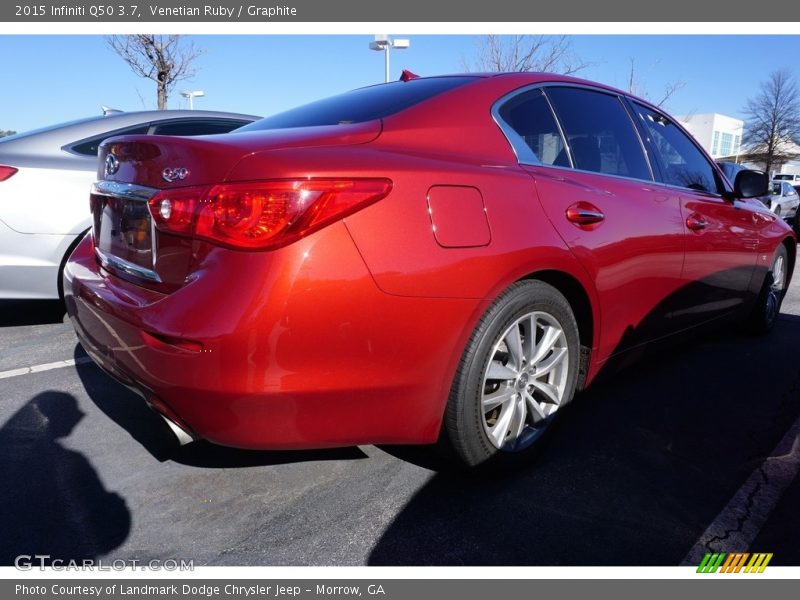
[697, 552, 773, 573]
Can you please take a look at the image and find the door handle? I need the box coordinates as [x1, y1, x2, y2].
[686, 214, 708, 231]
[566, 202, 605, 226]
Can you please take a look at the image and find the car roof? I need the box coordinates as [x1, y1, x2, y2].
[0, 110, 261, 158]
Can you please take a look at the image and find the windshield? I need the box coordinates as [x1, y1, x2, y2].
[238, 77, 477, 132]
[774, 174, 797, 181]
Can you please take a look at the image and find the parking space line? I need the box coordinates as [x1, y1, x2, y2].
[0, 356, 94, 380]
[681, 415, 800, 565]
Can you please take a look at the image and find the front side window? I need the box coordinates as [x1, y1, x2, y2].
[545, 87, 651, 180]
[496, 89, 567, 166]
[633, 103, 720, 194]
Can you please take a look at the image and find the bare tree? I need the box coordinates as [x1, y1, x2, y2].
[742, 70, 800, 176]
[627, 58, 685, 109]
[464, 35, 589, 75]
[106, 35, 202, 110]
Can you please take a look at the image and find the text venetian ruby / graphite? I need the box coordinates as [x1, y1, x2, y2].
[147, 5, 298, 18]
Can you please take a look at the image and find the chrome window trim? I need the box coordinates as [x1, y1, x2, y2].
[491, 81, 658, 185]
[491, 86, 545, 165]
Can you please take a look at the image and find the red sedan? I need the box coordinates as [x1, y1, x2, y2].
[65, 73, 795, 467]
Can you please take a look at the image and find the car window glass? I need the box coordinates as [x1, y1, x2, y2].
[70, 125, 150, 156]
[772, 182, 782, 195]
[240, 77, 476, 131]
[497, 89, 567, 166]
[151, 120, 248, 136]
[633, 103, 720, 194]
[545, 87, 651, 180]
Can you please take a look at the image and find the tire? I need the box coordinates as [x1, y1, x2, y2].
[440, 280, 580, 468]
[746, 244, 789, 334]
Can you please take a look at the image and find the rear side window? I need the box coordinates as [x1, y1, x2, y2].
[633, 103, 720, 194]
[545, 87, 651, 180]
[69, 125, 150, 156]
[239, 77, 477, 131]
[151, 120, 249, 136]
[496, 89, 567, 166]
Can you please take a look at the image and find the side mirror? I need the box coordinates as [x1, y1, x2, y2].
[733, 169, 769, 199]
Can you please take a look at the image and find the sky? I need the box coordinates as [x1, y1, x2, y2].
[2, 34, 800, 133]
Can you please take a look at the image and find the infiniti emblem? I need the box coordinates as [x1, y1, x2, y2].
[104, 153, 120, 176]
[162, 167, 189, 183]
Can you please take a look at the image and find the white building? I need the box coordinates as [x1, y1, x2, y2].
[676, 113, 744, 159]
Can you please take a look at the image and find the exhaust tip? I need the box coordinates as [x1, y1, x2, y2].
[145, 394, 198, 446]
[159, 413, 198, 446]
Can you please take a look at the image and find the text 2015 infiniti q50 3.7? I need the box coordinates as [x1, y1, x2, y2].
[64, 73, 794, 467]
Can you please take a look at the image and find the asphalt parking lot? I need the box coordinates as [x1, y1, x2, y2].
[1, 268, 799, 567]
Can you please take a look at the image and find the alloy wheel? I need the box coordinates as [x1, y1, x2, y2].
[480, 310, 570, 452]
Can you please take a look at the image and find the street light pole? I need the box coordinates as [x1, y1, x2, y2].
[369, 35, 410, 83]
[180, 90, 205, 110]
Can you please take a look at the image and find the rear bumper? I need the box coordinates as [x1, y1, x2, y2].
[65, 225, 478, 449]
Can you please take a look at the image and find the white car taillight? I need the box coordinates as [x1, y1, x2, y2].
[0, 165, 18, 182]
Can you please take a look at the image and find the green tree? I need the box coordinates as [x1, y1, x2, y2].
[0, 130, 17, 138]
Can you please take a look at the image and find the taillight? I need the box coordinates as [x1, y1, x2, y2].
[0, 165, 18, 182]
[148, 178, 392, 250]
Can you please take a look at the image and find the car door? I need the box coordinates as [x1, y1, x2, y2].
[630, 101, 763, 326]
[496, 85, 686, 361]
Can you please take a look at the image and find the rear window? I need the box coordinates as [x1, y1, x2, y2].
[239, 77, 477, 131]
[151, 120, 250, 136]
[69, 125, 150, 156]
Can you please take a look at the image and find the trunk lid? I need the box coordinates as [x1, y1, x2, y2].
[92, 121, 381, 290]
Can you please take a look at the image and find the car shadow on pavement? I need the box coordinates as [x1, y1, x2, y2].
[0, 300, 67, 327]
[0, 391, 131, 565]
[368, 315, 800, 565]
[73, 345, 368, 468]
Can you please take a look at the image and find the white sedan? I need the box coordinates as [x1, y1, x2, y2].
[0, 110, 258, 299]
[769, 180, 800, 224]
